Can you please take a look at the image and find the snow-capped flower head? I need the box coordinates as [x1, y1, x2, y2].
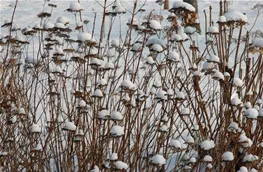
[224, 11, 247, 23]
[200, 140, 215, 150]
[110, 153, 118, 161]
[207, 26, 219, 34]
[184, 26, 196, 35]
[97, 78, 107, 86]
[208, 54, 220, 63]
[77, 32, 92, 42]
[203, 155, 213, 162]
[186, 135, 195, 144]
[167, 51, 180, 62]
[44, 22, 54, 30]
[63, 121, 76, 131]
[146, 35, 166, 47]
[110, 125, 124, 137]
[227, 122, 241, 133]
[172, 1, 196, 12]
[237, 166, 248, 172]
[218, 15, 226, 23]
[56, 16, 69, 25]
[242, 154, 259, 162]
[244, 108, 258, 119]
[170, 138, 182, 149]
[111, 38, 120, 47]
[150, 154, 166, 166]
[212, 70, 224, 81]
[110, 111, 123, 121]
[145, 56, 155, 65]
[232, 77, 243, 87]
[98, 109, 110, 120]
[92, 89, 103, 98]
[68, 2, 82, 12]
[180, 108, 190, 116]
[114, 161, 128, 170]
[222, 151, 234, 161]
[120, 79, 137, 91]
[30, 123, 41, 133]
[150, 44, 163, 53]
[155, 89, 167, 100]
[149, 20, 162, 30]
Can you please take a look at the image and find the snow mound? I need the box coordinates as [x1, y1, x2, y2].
[114, 161, 128, 170]
[172, 1, 195, 12]
[245, 108, 258, 119]
[224, 11, 247, 22]
[200, 140, 215, 150]
[150, 154, 166, 166]
[222, 151, 234, 161]
[110, 125, 124, 136]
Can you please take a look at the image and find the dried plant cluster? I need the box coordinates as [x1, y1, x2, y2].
[0, 0, 263, 171]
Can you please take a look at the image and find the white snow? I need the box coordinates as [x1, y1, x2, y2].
[120, 79, 137, 90]
[69, 2, 82, 11]
[242, 154, 259, 162]
[259, 108, 263, 117]
[167, 51, 180, 62]
[222, 151, 234, 161]
[251, 38, 263, 47]
[150, 154, 166, 166]
[78, 100, 86, 108]
[227, 122, 241, 133]
[110, 153, 118, 161]
[172, 1, 196, 12]
[184, 26, 196, 34]
[92, 89, 103, 98]
[231, 97, 242, 106]
[150, 44, 163, 52]
[44, 22, 54, 30]
[200, 140, 215, 150]
[63, 121, 76, 131]
[181, 108, 190, 116]
[56, 16, 69, 25]
[78, 32, 92, 42]
[114, 161, 128, 170]
[212, 70, 224, 81]
[237, 166, 248, 172]
[208, 54, 220, 63]
[146, 56, 155, 65]
[110, 111, 123, 121]
[186, 135, 195, 144]
[149, 20, 162, 30]
[245, 108, 258, 119]
[232, 77, 243, 87]
[146, 35, 166, 47]
[25, 56, 38, 64]
[98, 109, 110, 119]
[156, 89, 167, 100]
[224, 11, 247, 22]
[207, 26, 219, 34]
[159, 124, 168, 132]
[218, 15, 226, 23]
[30, 123, 41, 133]
[170, 138, 181, 149]
[17, 107, 26, 115]
[110, 125, 124, 137]
[203, 155, 213, 162]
